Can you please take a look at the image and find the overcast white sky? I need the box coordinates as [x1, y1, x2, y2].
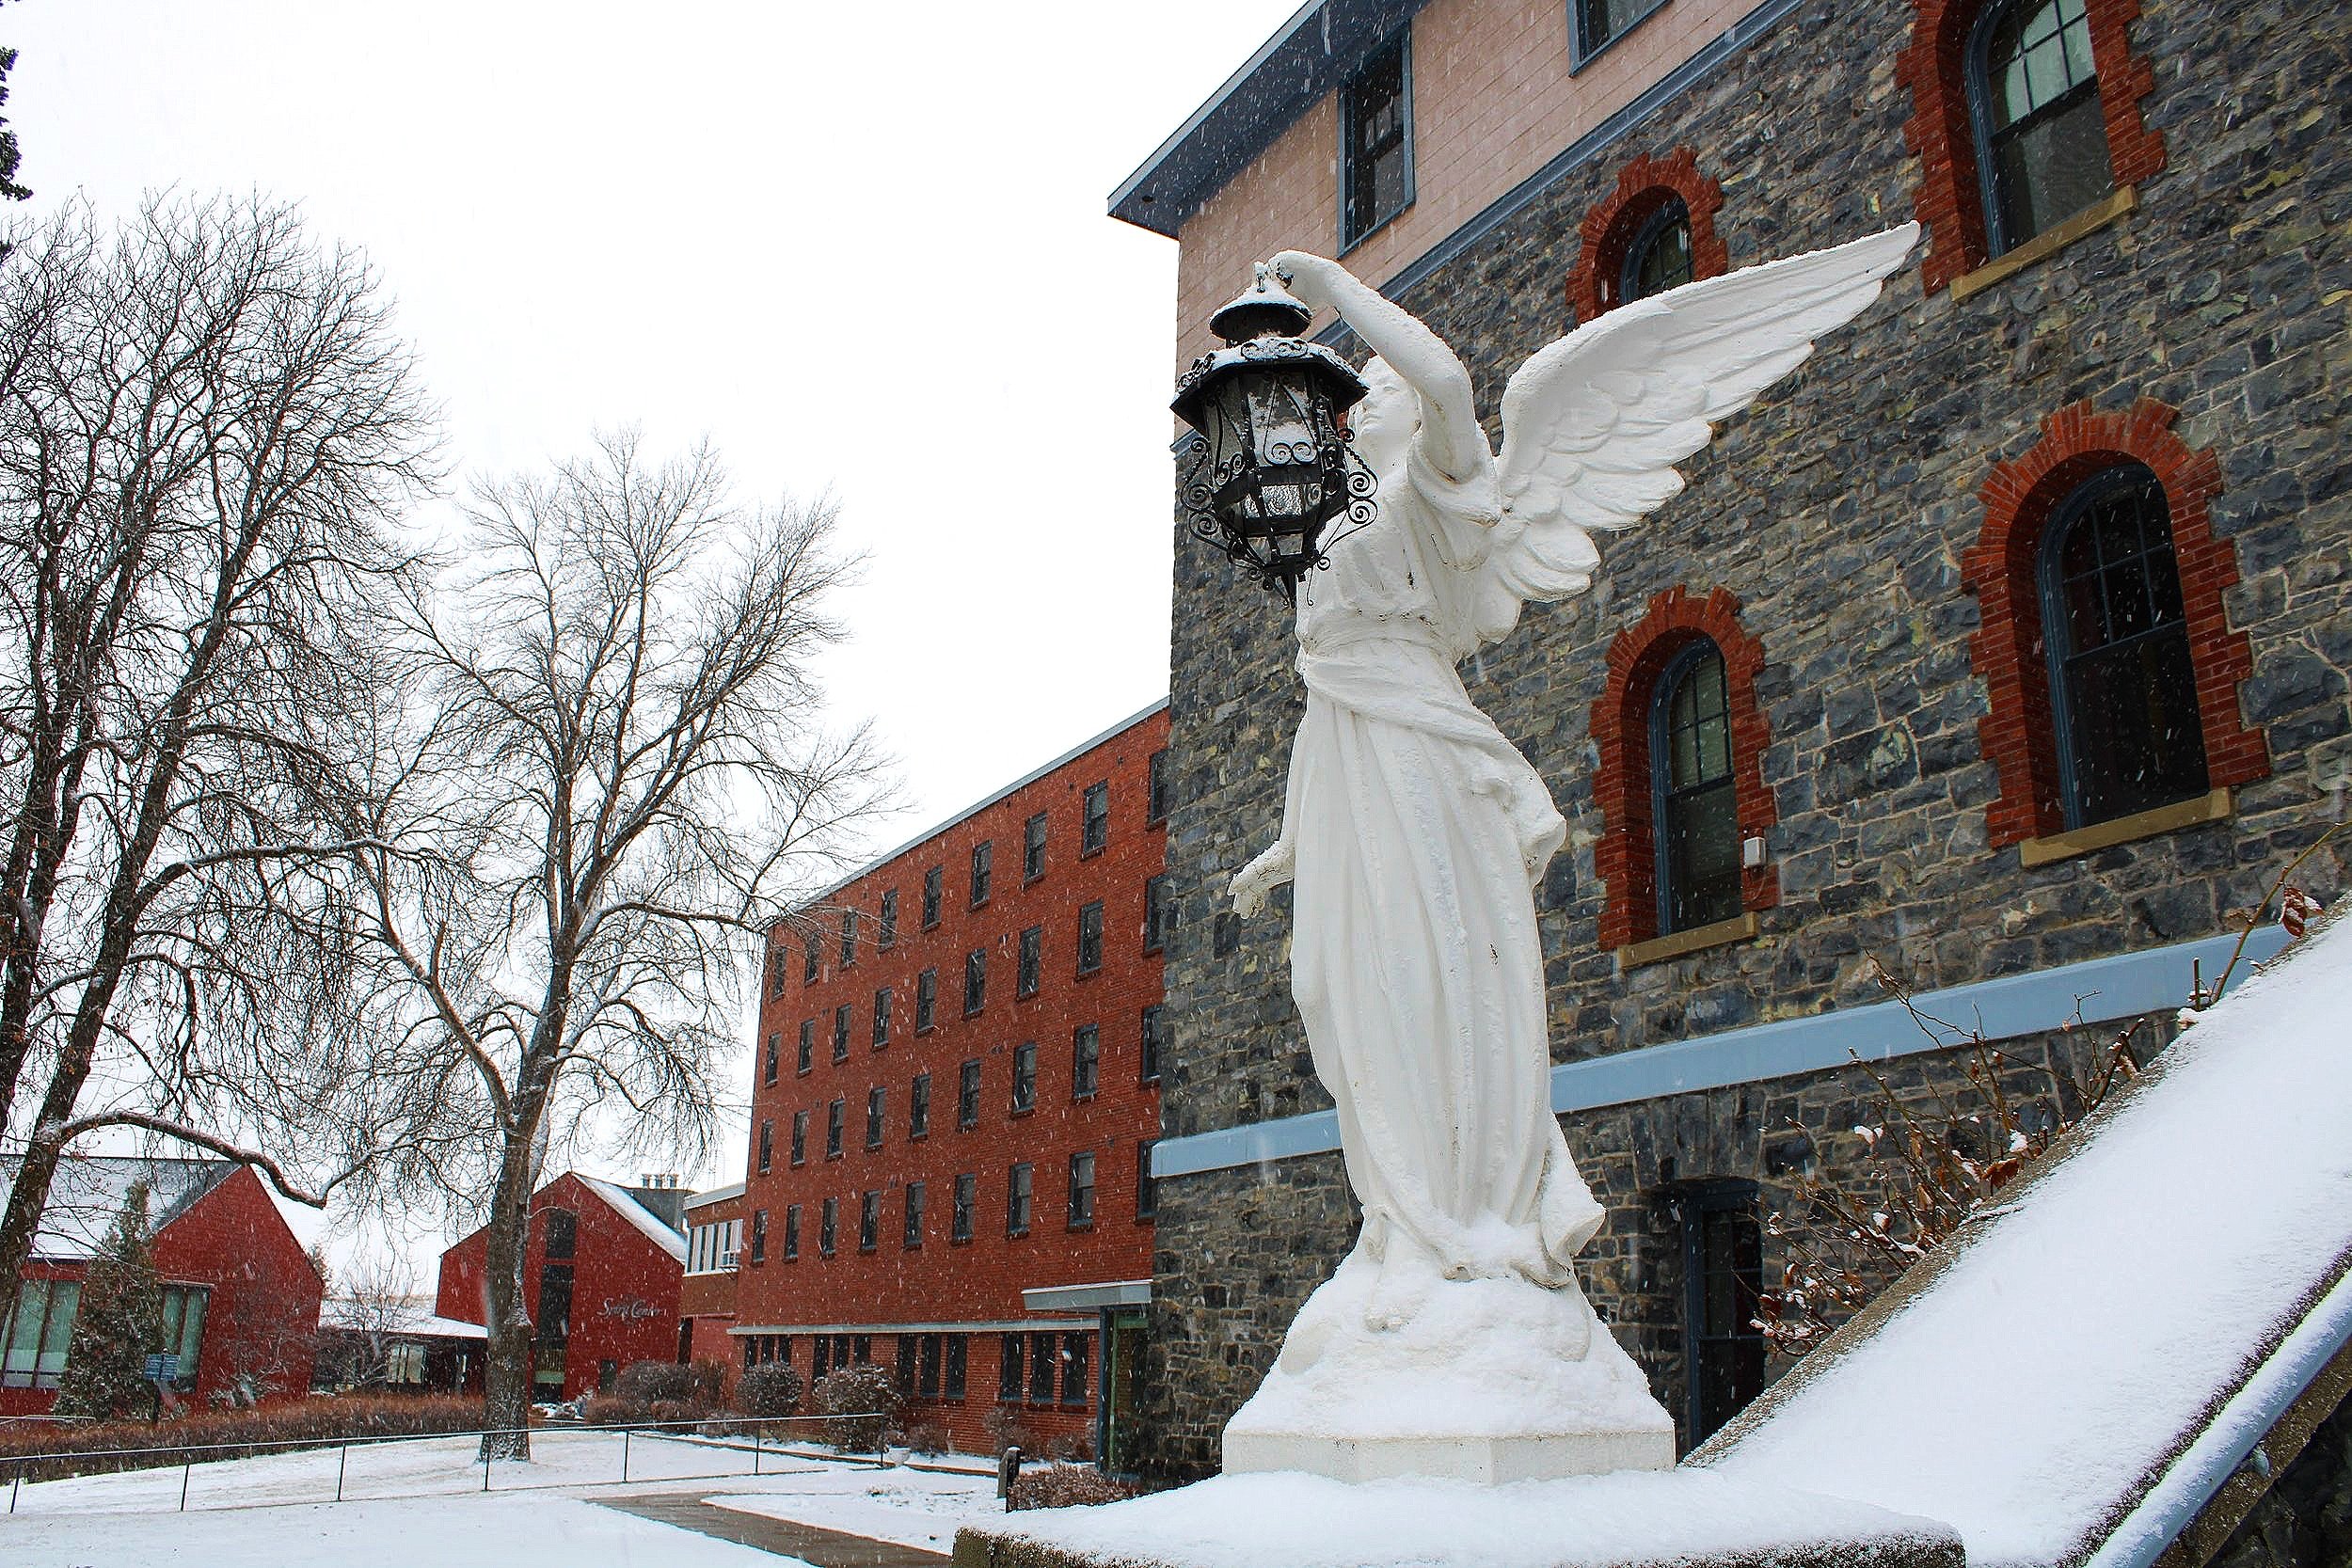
[6, 0, 1304, 1269]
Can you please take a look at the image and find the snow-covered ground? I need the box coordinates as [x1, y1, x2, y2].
[0, 1434, 1007, 1567]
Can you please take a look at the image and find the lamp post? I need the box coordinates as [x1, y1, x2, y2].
[1171, 265, 1376, 602]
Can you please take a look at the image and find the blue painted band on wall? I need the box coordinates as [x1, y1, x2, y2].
[1152, 927, 2289, 1180]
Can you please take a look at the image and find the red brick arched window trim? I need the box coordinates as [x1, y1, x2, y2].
[1565, 148, 1729, 325]
[1961, 397, 2265, 850]
[1898, 0, 2165, 294]
[1591, 586, 1779, 951]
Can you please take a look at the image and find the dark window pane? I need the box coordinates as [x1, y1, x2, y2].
[1073, 1025, 1099, 1099]
[791, 1110, 807, 1166]
[1147, 750, 1171, 824]
[922, 867, 942, 927]
[1137, 1141, 1157, 1219]
[542, 1209, 576, 1260]
[1140, 1006, 1164, 1084]
[1076, 902, 1104, 975]
[1012, 1042, 1037, 1113]
[1341, 35, 1411, 245]
[879, 890, 898, 948]
[955, 1174, 977, 1243]
[1624, 198, 1693, 304]
[959, 1060, 981, 1128]
[1981, 0, 2109, 249]
[963, 950, 986, 1015]
[970, 841, 993, 907]
[1025, 814, 1047, 879]
[916, 969, 936, 1032]
[1029, 1332, 1057, 1403]
[1082, 783, 1110, 855]
[1000, 1333, 1023, 1399]
[1654, 644, 1741, 934]
[911, 1072, 930, 1138]
[905, 1182, 925, 1248]
[798, 1021, 814, 1073]
[1018, 927, 1042, 998]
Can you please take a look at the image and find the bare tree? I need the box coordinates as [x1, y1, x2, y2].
[0, 195, 437, 1292]
[323, 433, 882, 1456]
[317, 1254, 424, 1392]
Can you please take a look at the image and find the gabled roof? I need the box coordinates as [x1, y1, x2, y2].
[1109, 0, 1427, 237]
[577, 1174, 688, 1263]
[318, 1293, 489, 1340]
[1702, 908, 2352, 1568]
[0, 1154, 233, 1261]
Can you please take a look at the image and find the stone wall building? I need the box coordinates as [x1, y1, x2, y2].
[1113, 0, 2349, 1477]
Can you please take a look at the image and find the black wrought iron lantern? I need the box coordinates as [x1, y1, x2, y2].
[1171, 266, 1376, 601]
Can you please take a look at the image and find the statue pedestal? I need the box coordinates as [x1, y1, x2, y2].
[1218, 1256, 1677, 1483]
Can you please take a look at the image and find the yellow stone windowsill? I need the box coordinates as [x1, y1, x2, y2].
[1618, 911, 1760, 970]
[1950, 185, 2138, 303]
[2017, 787, 2234, 869]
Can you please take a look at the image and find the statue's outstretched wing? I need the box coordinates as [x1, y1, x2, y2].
[1475, 223, 1919, 642]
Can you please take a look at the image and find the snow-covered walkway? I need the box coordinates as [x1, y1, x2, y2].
[0, 1437, 1009, 1567]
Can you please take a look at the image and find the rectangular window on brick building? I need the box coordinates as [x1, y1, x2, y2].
[859, 1190, 880, 1252]
[919, 1334, 942, 1398]
[866, 1086, 885, 1149]
[791, 1110, 808, 1167]
[1076, 902, 1104, 975]
[1017, 926, 1042, 998]
[1061, 1332, 1089, 1406]
[798, 1020, 815, 1074]
[916, 968, 937, 1033]
[963, 949, 986, 1016]
[1340, 27, 1412, 246]
[1011, 1041, 1038, 1113]
[970, 841, 992, 907]
[1082, 781, 1109, 855]
[1073, 1024, 1099, 1099]
[1007, 1163, 1033, 1237]
[1145, 875, 1174, 953]
[804, 941, 820, 987]
[1147, 748, 1171, 825]
[758, 1118, 773, 1174]
[543, 1208, 576, 1259]
[1068, 1151, 1095, 1228]
[946, 1335, 967, 1400]
[911, 1072, 930, 1138]
[826, 1098, 844, 1159]
[879, 888, 898, 949]
[752, 1208, 769, 1264]
[819, 1196, 837, 1257]
[839, 911, 858, 969]
[768, 944, 787, 999]
[1137, 1140, 1157, 1219]
[764, 1032, 779, 1085]
[872, 988, 892, 1048]
[781, 1206, 796, 1261]
[1024, 813, 1047, 880]
[922, 865, 942, 928]
[953, 1174, 976, 1243]
[1029, 1333, 1057, 1403]
[904, 1180, 925, 1248]
[1140, 1006, 1164, 1085]
[1000, 1333, 1024, 1400]
[833, 1004, 851, 1063]
[958, 1060, 981, 1129]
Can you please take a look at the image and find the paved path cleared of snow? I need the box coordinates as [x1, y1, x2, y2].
[705, 1465, 1006, 1554]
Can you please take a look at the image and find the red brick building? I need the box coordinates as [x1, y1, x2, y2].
[679, 1182, 742, 1381]
[734, 702, 1168, 1464]
[1, 1156, 324, 1415]
[435, 1171, 687, 1402]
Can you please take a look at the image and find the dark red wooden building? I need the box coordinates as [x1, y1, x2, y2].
[733, 702, 1168, 1464]
[434, 1171, 688, 1402]
[1, 1155, 324, 1416]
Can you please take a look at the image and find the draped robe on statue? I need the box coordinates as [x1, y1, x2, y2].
[1287, 440, 1603, 1305]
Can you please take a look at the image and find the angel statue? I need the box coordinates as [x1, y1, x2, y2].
[1216, 223, 1919, 1483]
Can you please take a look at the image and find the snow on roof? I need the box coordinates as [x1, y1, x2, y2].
[318, 1295, 489, 1339]
[684, 1181, 743, 1212]
[1703, 910, 2352, 1567]
[0, 1154, 232, 1260]
[578, 1174, 688, 1261]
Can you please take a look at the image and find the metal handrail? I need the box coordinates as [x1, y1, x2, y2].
[5, 1410, 897, 1515]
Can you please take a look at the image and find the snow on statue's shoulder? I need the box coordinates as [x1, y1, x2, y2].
[1699, 908, 2352, 1568]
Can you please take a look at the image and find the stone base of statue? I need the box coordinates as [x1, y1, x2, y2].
[1219, 1253, 1676, 1482]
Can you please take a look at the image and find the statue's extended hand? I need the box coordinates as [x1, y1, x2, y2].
[1267, 251, 1350, 310]
[1230, 838, 1296, 919]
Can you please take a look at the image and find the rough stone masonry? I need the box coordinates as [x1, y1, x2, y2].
[1140, 0, 2351, 1480]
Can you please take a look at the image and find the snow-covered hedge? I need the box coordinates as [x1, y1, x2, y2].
[0, 1394, 487, 1484]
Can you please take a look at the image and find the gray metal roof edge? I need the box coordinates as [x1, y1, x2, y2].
[781, 696, 1169, 927]
[1152, 924, 2293, 1180]
[1110, 0, 1432, 237]
[684, 1181, 745, 1211]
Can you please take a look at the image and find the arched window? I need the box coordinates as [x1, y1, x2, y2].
[2040, 464, 2207, 829]
[1592, 586, 1778, 957]
[1567, 150, 1728, 325]
[1970, 0, 2111, 254]
[1962, 398, 2265, 858]
[1653, 641, 1740, 935]
[1898, 0, 2163, 293]
[1622, 196, 1694, 305]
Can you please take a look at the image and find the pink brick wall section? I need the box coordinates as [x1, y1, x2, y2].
[1172, 0, 1779, 371]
